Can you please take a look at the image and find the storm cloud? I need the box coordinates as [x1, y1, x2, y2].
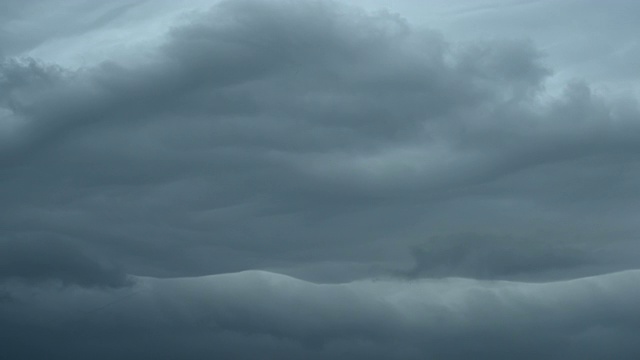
[2, 0, 640, 358]
[3, 270, 640, 359]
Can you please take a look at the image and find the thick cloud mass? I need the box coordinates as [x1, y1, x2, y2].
[3, 270, 640, 359]
[402, 232, 594, 279]
[2, 0, 640, 358]
[2, 0, 639, 280]
[0, 236, 128, 287]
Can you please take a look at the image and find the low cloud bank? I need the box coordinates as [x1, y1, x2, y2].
[2, 270, 640, 359]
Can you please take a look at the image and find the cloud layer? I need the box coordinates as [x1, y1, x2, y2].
[3, 270, 640, 359]
[2, 0, 640, 358]
[2, 0, 639, 284]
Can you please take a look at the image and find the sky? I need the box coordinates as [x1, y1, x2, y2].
[2, 0, 640, 358]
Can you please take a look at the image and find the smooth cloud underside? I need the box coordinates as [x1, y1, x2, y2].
[2, 0, 640, 358]
[403, 232, 594, 279]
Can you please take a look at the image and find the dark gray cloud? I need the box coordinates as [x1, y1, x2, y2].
[401, 232, 594, 279]
[2, 0, 640, 358]
[3, 270, 640, 359]
[0, 236, 129, 287]
[1, 0, 639, 283]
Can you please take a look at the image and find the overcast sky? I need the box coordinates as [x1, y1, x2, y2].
[2, 0, 640, 358]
